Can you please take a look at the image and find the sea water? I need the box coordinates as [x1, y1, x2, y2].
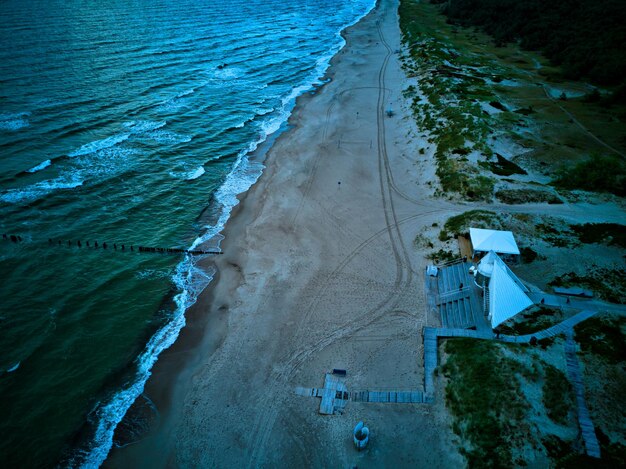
[0, 0, 375, 465]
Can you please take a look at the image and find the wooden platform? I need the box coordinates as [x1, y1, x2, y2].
[457, 235, 472, 258]
[319, 373, 348, 415]
[435, 261, 485, 329]
[351, 390, 429, 404]
[565, 330, 601, 458]
[295, 374, 431, 410]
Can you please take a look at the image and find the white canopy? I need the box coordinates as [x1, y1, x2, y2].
[477, 250, 498, 277]
[487, 254, 533, 328]
[470, 227, 520, 255]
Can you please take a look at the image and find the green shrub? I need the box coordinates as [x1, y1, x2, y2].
[496, 189, 562, 204]
[444, 210, 498, 235]
[442, 339, 530, 468]
[552, 154, 626, 197]
[542, 364, 573, 425]
[550, 270, 626, 304]
[520, 246, 538, 263]
[574, 315, 626, 364]
[570, 223, 626, 248]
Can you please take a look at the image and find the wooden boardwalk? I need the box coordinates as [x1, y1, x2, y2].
[295, 387, 429, 405]
[499, 310, 598, 343]
[351, 390, 430, 404]
[564, 330, 601, 458]
[422, 310, 599, 397]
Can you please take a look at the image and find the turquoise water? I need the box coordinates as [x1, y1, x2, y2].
[0, 0, 375, 465]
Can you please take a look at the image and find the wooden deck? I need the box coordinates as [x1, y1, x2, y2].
[457, 235, 472, 258]
[433, 261, 491, 331]
[295, 374, 431, 410]
[319, 373, 348, 415]
[565, 330, 601, 458]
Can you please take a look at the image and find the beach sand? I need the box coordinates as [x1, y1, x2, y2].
[106, 0, 463, 466]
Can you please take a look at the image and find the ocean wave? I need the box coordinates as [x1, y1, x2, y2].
[0, 176, 84, 204]
[176, 88, 195, 98]
[26, 159, 52, 173]
[142, 129, 192, 144]
[123, 120, 167, 133]
[185, 166, 205, 180]
[5, 146, 138, 204]
[0, 112, 30, 131]
[69, 134, 131, 157]
[134, 269, 173, 280]
[212, 65, 245, 81]
[76, 260, 214, 469]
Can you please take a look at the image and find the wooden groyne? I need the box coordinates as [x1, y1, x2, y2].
[1, 233, 221, 256]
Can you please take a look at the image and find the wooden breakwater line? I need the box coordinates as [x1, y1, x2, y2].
[1, 233, 222, 256]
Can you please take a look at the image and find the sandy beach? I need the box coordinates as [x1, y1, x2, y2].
[107, 0, 463, 466]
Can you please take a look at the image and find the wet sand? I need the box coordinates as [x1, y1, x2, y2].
[106, 0, 463, 466]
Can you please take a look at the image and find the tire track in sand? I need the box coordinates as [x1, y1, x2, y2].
[247, 8, 419, 466]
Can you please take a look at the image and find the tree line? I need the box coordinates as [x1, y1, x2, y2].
[429, 0, 626, 100]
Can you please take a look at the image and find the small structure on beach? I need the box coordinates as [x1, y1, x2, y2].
[473, 251, 533, 328]
[470, 227, 520, 261]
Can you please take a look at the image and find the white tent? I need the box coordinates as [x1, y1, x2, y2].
[480, 253, 533, 328]
[470, 227, 520, 256]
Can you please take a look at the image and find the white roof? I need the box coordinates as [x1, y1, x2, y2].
[488, 254, 533, 328]
[470, 227, 520, 255]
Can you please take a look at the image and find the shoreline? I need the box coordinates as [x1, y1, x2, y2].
[96, 3, 377, 465]
[107, 0, 463, 466]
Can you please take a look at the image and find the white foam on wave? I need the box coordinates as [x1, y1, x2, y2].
[213, 66, 245, 81]
[26, 159, 52, 173]
[186, 166, 205, 180]
[256, 107, 274, 116]
[0, 176, 84, 204]
[0, 112, 30, 131]
[76, 260, 214, 469]
[123, 120, 167, 133]
[69, 134, 130, 157]
[7, 362, 20, 373]
[3, 146, 138, 204]
[142, 129, 192, 144]
[177, 88, 195, 98]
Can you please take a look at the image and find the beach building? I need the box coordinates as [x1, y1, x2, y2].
[469, 227, 520, 262]
[473, 251, 533, 328]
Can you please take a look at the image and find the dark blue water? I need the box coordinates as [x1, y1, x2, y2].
[0, 0, 375, 466]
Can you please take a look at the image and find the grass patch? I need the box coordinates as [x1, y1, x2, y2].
[542, 435, 572, 462]
[442, 339, 532, 468]
[542, 364, 573, 425]
[496, 188, 563, 204]
[498, 306, 561, 336]
[520, 246, 540, 263]
[536, 223, 572, 247]
[400, 0, 497, 200]
[443, 209, 499, 236]
[570, 223, 626, 248]
[552, 431, 626, 468]
[552, 154, 626, 197]
[574, 315, 626, 364]
[427, 248, 457, 263]
[414, 233, 434, 249]
[550, 269, 626, 304]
